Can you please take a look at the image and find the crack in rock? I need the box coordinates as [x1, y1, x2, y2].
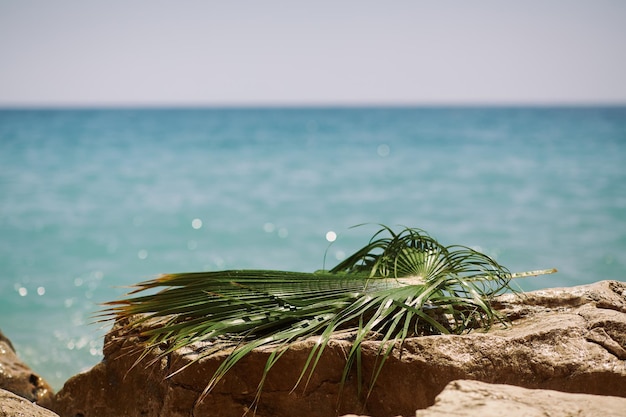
[586, 327, 626, 360]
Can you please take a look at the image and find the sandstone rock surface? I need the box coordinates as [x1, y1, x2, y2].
[0, 388, 60, 417]
[414, 379, 626, 417]
[0, 329, 54, 407]
[52, 280, 626, 417]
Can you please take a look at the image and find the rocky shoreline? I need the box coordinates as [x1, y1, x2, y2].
[2, 280, 625, 417]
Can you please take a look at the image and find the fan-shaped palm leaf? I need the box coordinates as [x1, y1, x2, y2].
[99, 225, 555, 412]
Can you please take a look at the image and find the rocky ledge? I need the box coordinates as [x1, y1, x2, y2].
[50, 280, 626, 417]
[418, 379, 626, 417]
[0, 388, 60, 417]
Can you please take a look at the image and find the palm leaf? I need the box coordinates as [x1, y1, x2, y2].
[99, 225, 556, 412]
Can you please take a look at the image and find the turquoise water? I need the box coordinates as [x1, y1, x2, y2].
[1, 107, 625, 390]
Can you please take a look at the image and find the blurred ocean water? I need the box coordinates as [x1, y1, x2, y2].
[1, 107, 625, 389]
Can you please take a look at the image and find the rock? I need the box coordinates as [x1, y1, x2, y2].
[0, 329, 54, 407]
[52, 280, 626, 417]
[0, 388, 60, 417]
[414, 379, 626, 417]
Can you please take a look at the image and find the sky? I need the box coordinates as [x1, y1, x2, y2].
[1, 0, 625, 107]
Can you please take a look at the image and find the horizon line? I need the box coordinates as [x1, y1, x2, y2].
[2, 100, 626, 110]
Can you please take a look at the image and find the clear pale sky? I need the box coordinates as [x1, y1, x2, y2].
[1, 0, 625, 107]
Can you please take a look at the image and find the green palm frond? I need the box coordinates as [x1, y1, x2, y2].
[99, 225, 556, 411]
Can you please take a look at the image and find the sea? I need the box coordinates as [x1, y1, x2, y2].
[1, 106, 625, 390]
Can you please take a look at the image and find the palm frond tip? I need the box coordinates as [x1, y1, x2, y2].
[100, 225, 556, 409]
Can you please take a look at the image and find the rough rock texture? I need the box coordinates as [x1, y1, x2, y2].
[0, 388, 60, 417]
[414, 379, 626, 417]
[52, 280, 626, 417]
[0, 329, 54, 408]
